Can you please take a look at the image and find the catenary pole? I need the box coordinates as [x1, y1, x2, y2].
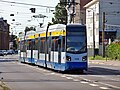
[102, 12, 105, 57]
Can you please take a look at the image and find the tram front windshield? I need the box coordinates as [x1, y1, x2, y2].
[66, 26, 87, 53]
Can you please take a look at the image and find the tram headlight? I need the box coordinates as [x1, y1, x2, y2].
[82, 56, 87, 61]
[66, 56, 71, 61]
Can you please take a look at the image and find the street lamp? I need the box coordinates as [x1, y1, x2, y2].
[93, 11, 95, 58]
[102, 12, 105, 57]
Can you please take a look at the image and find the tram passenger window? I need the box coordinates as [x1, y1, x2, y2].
[29, 41, 32, 50]
[48, 37, 52, 52]
[51, 38, 54, 51]
[20, 44, 24, 51]
[21, 41, 26, 52]
[40, 38, 45, 53]
[62, 36, 65, 52]
[35, 40, 38, 50]
[34, 39, 38, 50]
[27, 41, 30, 50]
[32, 41, 35, 50]
[46, 38, 49, 54]
[26, 41, 29, 50]
[55, 39, 58, 51]
[51, 37, 58, 51]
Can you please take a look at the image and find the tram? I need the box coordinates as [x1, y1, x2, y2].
[18, 24, 88, 72]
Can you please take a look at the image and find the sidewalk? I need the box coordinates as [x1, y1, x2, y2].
[0, 81, 3, 90]
[0, 81, 10, 90]
[89, 60, 120, 67]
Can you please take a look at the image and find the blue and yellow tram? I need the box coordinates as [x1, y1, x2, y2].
[18, 24, 88, 72]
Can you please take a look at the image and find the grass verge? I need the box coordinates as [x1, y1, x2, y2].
[88, 55, 110, 60]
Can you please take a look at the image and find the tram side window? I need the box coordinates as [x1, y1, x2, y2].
[51, 38, 54, 51]
[35, 39, 38, 50]
[32, 41, 35, 50]
[48, 37, 51, 51]
[51, 37, 58, 51]
[40, 38, 45, 53]
[20, 41, 26, 52]
[26, 41, 29, 50]
[62, 36, 65, 52]
[46, 37, 49, 54]
[18, 42, 20, 50]
[28, 41, 32, 50]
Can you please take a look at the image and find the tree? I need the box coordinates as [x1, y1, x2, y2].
[52, 3, 67, 24]
[30, 8, 36, 13]
[11, 35, 17, 50]
[24, 26, 36, 35]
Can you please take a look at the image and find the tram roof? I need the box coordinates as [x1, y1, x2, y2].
[35, 24, 66, 34]
[67, 23, 86, 27]
[49, 24, 66, 30]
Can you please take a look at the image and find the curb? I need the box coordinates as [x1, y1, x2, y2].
[88, 60, 120, 67]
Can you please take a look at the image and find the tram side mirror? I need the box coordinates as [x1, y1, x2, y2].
[58, 39, 61, 44]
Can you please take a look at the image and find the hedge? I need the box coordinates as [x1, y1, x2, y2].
[106, 43, 120, 60]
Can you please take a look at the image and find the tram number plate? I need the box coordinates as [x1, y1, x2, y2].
[75, 58, 79, 60]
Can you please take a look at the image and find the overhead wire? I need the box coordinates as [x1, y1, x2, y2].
[103, 1, 120, 5]
[0, 0, 56, 35]
[0, 0, 55, 8]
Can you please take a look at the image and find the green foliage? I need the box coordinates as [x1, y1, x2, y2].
[106, 43, 120, 60]
[24, 26, 36, 35]
[52, 3, 67, 24]
[11, 35, 18, 49]
[89, 55, 108, 60]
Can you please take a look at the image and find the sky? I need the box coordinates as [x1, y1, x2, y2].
[0, 0, 59, 35]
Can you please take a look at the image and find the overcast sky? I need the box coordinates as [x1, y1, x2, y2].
[0, 0, 59, 35]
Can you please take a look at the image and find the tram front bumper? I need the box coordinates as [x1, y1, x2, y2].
[65, 62, 88, 71]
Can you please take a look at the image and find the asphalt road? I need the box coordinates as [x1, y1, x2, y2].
[0, 55, 120, 90]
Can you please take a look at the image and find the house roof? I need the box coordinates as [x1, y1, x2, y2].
[84, 0, 98, 8]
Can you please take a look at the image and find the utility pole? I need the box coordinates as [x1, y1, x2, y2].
[72, 0, 75, 23]
[102, 12, 105, 57]
[93, 11, 95, 58]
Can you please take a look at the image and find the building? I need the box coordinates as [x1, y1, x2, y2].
[0, 18, 10, 50]
[74, 0, 92, 24]
[59, 0, 92, 24]
[84, 0, 120, 56]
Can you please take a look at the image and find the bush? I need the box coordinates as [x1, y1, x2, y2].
[89, 55, 108, 60]
[106, 43, 120, 60]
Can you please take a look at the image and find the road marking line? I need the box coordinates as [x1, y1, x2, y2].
[78, 76, 120, 89]
[99, 82, 120, 89]
[43, 70, 47, 71]
[50, 72, 55, 75]
[61, 75, 66, 77]
[66, 77, 73, 79]
[73, 79, 80, 82]
[89, 83, 99, 87]
[99, 87, 110, 89]
[80, 81, 89, 84]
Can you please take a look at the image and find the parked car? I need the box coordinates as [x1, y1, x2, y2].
[0, 50, 4, 56]
[14, 50, 18, 54]
[7, 50, 16, 55]
[2, 50, 8, 55]
[7, 50, 13, 55]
